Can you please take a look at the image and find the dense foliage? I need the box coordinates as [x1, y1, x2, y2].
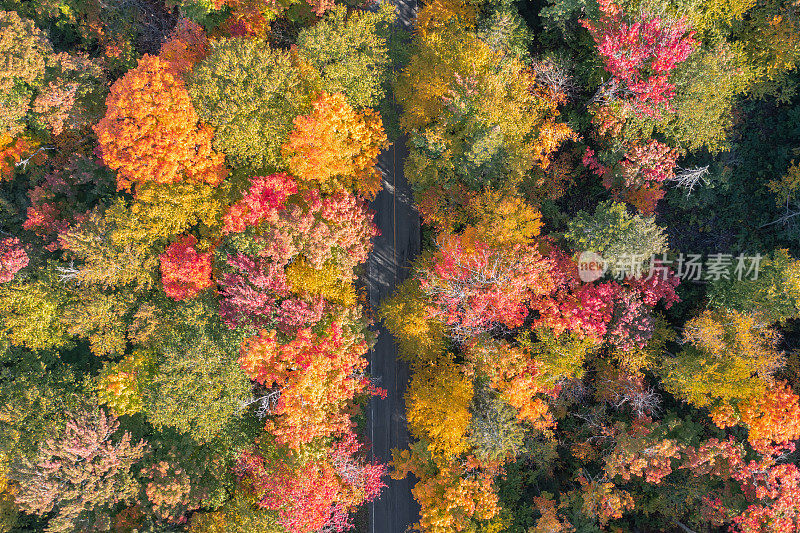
[382, 0, 800, 531]
[0, 3, 391, 532]
[3, 0, 800, 531]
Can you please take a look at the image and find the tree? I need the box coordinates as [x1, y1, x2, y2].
[581, 0, 698, 118]
[282, 91, 388, 199]
[222, 173, 297, 235]
[733, 0, 800, 102]
[532, 280, 617, 342]
[0, 269, 72, 351]
[660, 41, 751, 153]
[245, 431, 383, 532]
[141, 441, 226, 524]
[661, 308, 784, 410]
[0, 452, 17, 533]
[295, 4, 396, 109]
[467, 188, 543, 247]
[565, 200, 668, 276]
[603, 419, 682, 484]
[527, 327, 597, 384]
[575, 475, 635, 526]
[58, 203, 161, 291]
[94, 54, 226, 191]
[23, 154, 116, 250]
[739, 381, 800, 452]
[159, 235, 215, 301]
[189, 38, 307, 170]
[58, 286, 136, 357]
[0, 237, 27, 283]
[605, 285, 656, 351]
[0, 10, 52, 136]
[405, 361, 473, 458]
[0, 134, 41, 181]
[396, 9, 574, 202]
[0, 347, 80, 461]
[465, 338, 554, 428]
[236, 434, 385, 533]
[158, 18, 209, 78]
[416, 232, 554, 339]
[585, 140, 679, 215]
[467, 385, 526, 463]
[238, 322, 372, 448]
[730, 463, 800, 533]
[116, 180, 231, 245]
[378, 278, 447, 366]
[708, 249, 800, 325]
[142, 298, 253, 444]
[189, 486, 282, 533]
[29, 52, 107, 136]
[225, 187, 378, 275]
[391, 446, 501, 533]
[284, 258, 356, 307]
[10, 407, 146, 533]
[97, 350, 156, 416]
[218, 252, 292, 331]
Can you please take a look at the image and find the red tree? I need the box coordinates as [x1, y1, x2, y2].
[222, 173, 297, 235]
[417, 232, 554, 339]
[236, 431, 385, 533]
[581, 0, 697, 117]
[238, 322, 374, 448]
[159, 235, 214, 300]
[0, 237, 28, 282]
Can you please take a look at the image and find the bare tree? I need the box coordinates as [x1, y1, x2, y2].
[666, 165, 710, 196]
[241, 387, 284, 419]
[532, 56, 578, 101]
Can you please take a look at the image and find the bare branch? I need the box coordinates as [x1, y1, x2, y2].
[666, 165, 709, 196]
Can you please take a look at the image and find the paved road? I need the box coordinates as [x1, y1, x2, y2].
[366, 134, 420, 533]
[366, 3, 419, 532]
[366, 3, 421, 527]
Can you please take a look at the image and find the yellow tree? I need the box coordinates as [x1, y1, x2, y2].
[405, 361, 473, 458]
[661, 308, 784, 411]
[467, 188, 542, 247]
[391, 448, 501, 533]
[378, 278, 447, 367]
[396, 10, 574, 223]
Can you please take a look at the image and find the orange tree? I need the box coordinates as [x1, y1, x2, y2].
[94, 54, 226, 192]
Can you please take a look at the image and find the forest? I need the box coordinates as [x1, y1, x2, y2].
[1, 0, 800, 531]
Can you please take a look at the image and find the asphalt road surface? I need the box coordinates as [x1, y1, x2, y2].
[366, 132, 420, 533]
[366, 2, 421, 529]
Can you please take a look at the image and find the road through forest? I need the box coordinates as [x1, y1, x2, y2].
[366, 0, 420, 531]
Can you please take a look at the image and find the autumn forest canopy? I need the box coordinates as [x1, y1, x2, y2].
[2, 0, 800, 531]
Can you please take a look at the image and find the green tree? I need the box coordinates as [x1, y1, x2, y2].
[708, 249, 800, 325]
[0, 346, 80, 460]
[565, 200, 668, 275]
[142, 297, 253, 443]
[0, 10, 51, 136]
[189, 38, 308, 170]
[467, 383, 526, 463]
[657, 42, 752, 154]
[296, 4, 395, 109]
